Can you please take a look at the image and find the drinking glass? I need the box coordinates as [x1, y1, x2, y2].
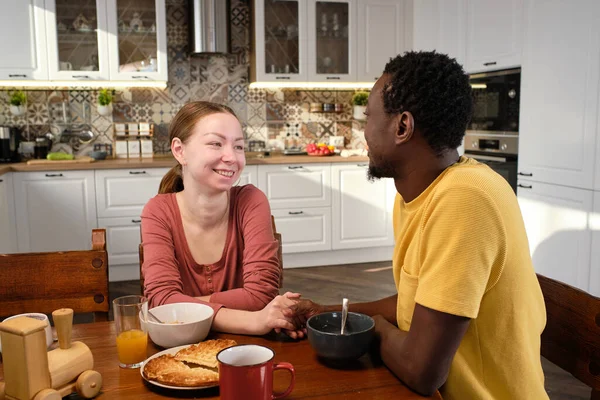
[113, 295, 148, 368]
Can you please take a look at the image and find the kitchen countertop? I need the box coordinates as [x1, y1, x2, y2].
[0, 154, 370, 176]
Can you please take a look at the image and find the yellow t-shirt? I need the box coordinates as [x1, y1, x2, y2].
[393, 156, 548, 400]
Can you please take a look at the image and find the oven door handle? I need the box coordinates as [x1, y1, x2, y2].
[467, 153, 509, 163]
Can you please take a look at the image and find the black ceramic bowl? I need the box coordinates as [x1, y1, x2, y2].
[306, 311, 375, 360]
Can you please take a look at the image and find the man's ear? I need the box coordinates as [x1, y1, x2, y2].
[394, 111, 414, 145]
[171, 137, 185, 164]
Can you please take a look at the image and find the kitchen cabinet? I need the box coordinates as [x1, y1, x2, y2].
[236, 165, 257, 187]
[331, 164, 394, 249]
[464, 0, 523, 73]
[0, 0, 48, 80]
[518, 0, 600, 190]
[97, 216, 143, 281]
[412, 0, 466, 67]
[517, 180, 593, 293]
[356, 0, 411, 82]
[307, 0, 356, 82]
[95, 168, 167, 218]
[0, 173, 18, 254]
[45, 0, 111, 80]
[258, 164, 331, 209]
[13, 170, 97, 252]
[271, 207, 332, 253]
[106, 0, 168, 82]
[590, 192, 600, 297]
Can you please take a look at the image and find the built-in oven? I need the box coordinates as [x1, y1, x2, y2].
[464, 132, 518, 193]
[468, 68, 520, 133]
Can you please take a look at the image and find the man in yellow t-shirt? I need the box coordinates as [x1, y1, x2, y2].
[292, 51, 548, 399]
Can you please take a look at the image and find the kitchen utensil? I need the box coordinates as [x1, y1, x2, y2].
[341, 298, 348, 335]
[147, 309, 164, 324]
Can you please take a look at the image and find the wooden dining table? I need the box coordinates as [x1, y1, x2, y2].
[0, 321, 442, 399]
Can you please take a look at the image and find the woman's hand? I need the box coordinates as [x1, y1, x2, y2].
[254, 292, 301, 336]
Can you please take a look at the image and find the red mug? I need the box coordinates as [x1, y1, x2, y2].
[217, 344, 295, 400]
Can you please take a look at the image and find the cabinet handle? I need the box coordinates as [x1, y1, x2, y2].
[287, 166, 306, 171]
[275, 76, 291, 80]
[0, 179, 3, 182]
[517, 183, 532, 189]
[9, 74, 28, 78]
[483, 61, 497, 66]
[288, 211, 304, 215]
[129, 171, 147, 174]
[72, 75, 91, 79]
[131, 219, 142, 223]
[45, 173, 63, 177]
[518, 172, 533, 177]
[374, 77, 379, 81]
[132, 75, 149, 79]
[326, 76, 341, 80]
[357, 163, 368, 167]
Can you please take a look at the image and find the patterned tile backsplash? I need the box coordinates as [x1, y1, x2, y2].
[0, 0, 367, 156]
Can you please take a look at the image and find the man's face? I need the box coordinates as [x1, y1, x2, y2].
[364, 74, 398, 180]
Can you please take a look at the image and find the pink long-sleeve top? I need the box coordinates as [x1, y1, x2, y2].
[140, 184, 281, 314]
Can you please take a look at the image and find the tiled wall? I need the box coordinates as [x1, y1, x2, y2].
[0, 0, 367, 156]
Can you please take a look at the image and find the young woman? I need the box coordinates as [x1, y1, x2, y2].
[141, 101, 296, 335]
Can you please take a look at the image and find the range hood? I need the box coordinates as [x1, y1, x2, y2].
[189, 0, 231, 54]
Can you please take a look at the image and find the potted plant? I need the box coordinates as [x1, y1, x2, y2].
[97, 89, 114, 116]
[351, 91, 369, 120]
[9, 90, 27, 116]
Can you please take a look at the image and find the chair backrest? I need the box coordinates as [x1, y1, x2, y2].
[139, 216, 284, 294]
[0, 229, 110, 321]
[537, 274, 600, 399]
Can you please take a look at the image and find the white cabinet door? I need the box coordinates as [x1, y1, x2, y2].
[412, 0, 466, 67]
[591, 192, 600, 296]
[307, 0, 356, 82]
[0, 174, 17, 254]
[106, 0, 168, 82]
[518, 0, 600, 190]
[236, 165, 257, 187]
[14, 171, 97, 252]
[97, 216, 142, 267]
[258, 164, 331, 209]
[357, 0, 410, 82]
[45, 0, 110, 80]
[271, 207, 331, 253]
[95, 168, 168, 218]
[465, 0, 523, 73]
[252, 0, 308, 83]
[0, 0, 48, 80]
[331, 164, 394, 249]
[517, 180, 593, 292]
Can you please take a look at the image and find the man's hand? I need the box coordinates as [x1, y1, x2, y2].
[275, 297, 326, 340]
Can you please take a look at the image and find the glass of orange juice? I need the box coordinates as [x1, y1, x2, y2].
[113, 295, 148, 368]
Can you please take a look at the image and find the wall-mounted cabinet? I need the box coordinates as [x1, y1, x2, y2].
[0, 0, 167, 83]
[251, 0, 410, 84]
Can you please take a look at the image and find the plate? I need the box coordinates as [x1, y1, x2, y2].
[140, 345, 219, 390]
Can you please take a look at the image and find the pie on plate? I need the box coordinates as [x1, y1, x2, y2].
[141, 339, 237, 389]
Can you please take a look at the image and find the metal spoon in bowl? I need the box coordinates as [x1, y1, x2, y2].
[147, 309, 164, 324]
[341, 298, 349, 335]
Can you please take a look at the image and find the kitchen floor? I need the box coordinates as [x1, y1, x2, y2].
[108, 262, 590, 400]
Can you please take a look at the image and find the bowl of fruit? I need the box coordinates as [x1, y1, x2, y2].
[306, 143, 335, 156]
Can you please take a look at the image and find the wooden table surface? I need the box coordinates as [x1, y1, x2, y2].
[0, 322, 441, 399]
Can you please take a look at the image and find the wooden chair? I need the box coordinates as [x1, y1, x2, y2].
[139, 216, 284, 294]
[0, 229, 110, 322]
[537, 274, 600, 399]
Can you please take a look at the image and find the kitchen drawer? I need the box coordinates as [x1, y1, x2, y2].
[97, 216, 142, 266]
[258, 164, 331, 209]
[95, 168, 169, 218]
[271, 207, 331, 254]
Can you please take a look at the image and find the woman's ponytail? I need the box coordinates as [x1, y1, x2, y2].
[158, 164, 184, 194]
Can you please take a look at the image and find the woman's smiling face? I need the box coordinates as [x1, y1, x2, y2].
[177, 112, 246, 192]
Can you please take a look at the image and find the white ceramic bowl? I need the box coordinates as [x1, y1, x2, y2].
[0, 313, 53, 352]
[140, 303, 214, 348]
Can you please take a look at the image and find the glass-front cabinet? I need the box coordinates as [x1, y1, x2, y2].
[45, 0, 110, 80]
[106, 0, 167, 81]
[308, 0, 355, 81]
[253, 0, 308, 82]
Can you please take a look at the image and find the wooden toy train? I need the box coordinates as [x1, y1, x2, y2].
[0, 308, 102, 400]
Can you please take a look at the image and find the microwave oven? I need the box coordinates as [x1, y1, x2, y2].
[468, 68, 521, 134]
